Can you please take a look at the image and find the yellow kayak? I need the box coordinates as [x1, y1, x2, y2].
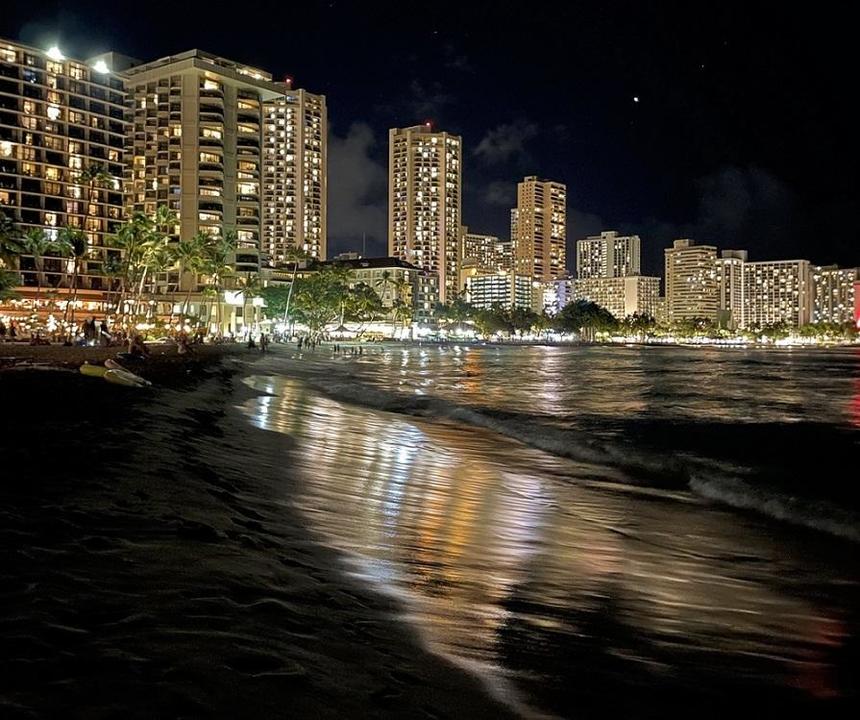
[80, 362, 108, 378]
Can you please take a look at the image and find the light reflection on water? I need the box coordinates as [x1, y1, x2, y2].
[243, 375, 857, 717]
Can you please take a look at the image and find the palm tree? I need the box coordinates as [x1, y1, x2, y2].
[19, 227, 55, 315]
[281, 245, 312, 331]
[0, 268, 20, 301]
[237, 272, 262, 335]
[0, 211, 23, 268]
[102, 253, 123, 318]
[200, 230, 236, 334]
[169, 232, 207, 325]
[375, 269, 395, 303]
[56, 225, 88, 335]
[392, 298, 413, 339]
[77, 164, 113, 231]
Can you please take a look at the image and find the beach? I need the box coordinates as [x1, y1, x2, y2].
[1, 342, 857, 718]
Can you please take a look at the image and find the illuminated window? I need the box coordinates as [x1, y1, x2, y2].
[0, 141, 11, 157]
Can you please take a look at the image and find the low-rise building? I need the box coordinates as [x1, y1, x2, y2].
[573, 275, 660, 319]
[462, 269, 533, 311]
[320, 256, 438, 325]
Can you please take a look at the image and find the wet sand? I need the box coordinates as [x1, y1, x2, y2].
[0, 361, 516, 719]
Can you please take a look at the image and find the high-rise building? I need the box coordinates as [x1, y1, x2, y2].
[262, 87, 327, 264]
[742, 259, 811, 327]
[511, 176, 566, 282]
[0, 40, 128, 292]
[124, 50, 291, 274]
[716, 250, 747, 328]
[573, 276, 660, 319]
[664, 239, 718, 322]
[576, 231, 640, 279]
[811, 265, 858, 325]
[495, 238, 513, 272]
[459, 226, 501, 273]
[388, 124, 462, 303]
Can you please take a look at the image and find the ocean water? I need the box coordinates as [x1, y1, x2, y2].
[1, 344, 858, 718]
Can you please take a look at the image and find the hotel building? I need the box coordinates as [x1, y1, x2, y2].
[388, 124, 462, 303]
[573, 275, 660, 320]
[320, 256, 438, 325]
[262, 87, 327, 264]
[716, 249, 747, 328]
[576, 231, 640, 279]
[742, 259, 812, 327]
[0, 40, 127, 292]
[123, 50, 289, 275]
[459, 226, 500, 272]
[664, 239, 718, 322]
[1, 36, 328, 312]
[462, 268, 534, 311]
[811, 265, 858, 325]
[511, 176, 566, 282]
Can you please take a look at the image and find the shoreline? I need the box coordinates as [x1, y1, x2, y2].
[0, 355, 518, 719]
[0, 341, 254, 380]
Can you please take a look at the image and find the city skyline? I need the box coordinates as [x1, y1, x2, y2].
[0, 2, 855, 275]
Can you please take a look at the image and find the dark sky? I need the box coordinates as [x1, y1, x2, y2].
[2, 1, 856, 274]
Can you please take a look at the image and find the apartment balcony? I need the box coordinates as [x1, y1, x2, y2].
[199, 161, 224, 174]
[198, 199, 223, 213]
[199, 90, 224, 103]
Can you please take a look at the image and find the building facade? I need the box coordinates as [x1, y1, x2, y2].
[388, 124, 462, 303]
[124, 50, 290, 275]
[459, 226, 500, 272]
[664, 239, 718, 322]
[742, 259, 811, 328]
[576, 231, 640, 279]
[462, 269, 533, 311]
[573, 275, 660, 319]
[540, 276, 575, 315]
[262, 87, 327, 264]
[811, 265, 858, 325]
[511, 176, 566, 282]
[716, 249, 747, 328]
[319, 256, 438, 325]
[0, 40, 127, 291]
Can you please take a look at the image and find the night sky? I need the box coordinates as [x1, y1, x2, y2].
[2, 1, 855, 274]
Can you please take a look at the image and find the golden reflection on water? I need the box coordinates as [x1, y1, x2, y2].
[243, 375, 853, 706]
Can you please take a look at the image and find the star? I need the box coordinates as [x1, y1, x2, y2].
[633, 96, 640, 103]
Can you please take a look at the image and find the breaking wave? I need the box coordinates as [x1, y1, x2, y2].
[280, 374, 860, 543]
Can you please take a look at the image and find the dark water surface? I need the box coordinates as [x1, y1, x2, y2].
[2, 345, 858, 718]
